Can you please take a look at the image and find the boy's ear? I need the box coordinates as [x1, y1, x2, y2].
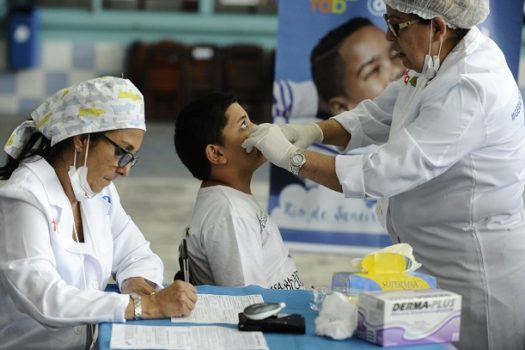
[205, 144, 227, 165]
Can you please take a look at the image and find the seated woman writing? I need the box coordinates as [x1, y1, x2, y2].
[0, 76, 197, 350]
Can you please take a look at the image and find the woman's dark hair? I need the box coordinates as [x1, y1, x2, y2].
[1, 131, 53, 180]
[0, 127, 103, 180]
[450, 27, 469, 40]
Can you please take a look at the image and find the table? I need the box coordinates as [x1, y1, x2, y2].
[98, 285, 455, 350]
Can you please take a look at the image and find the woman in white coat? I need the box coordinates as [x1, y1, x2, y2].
[0, 77, 197, 350]
[242, 1, 525, 349]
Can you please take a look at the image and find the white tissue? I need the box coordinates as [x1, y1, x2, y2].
[315, 291, 357, 340]
[379, 243, 421, 272]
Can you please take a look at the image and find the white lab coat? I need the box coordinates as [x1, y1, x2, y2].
[333, 27, 525, 349]
[0, 157, 164, 350]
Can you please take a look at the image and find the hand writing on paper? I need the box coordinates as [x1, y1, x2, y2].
[143, 280, 197, 318]
[124, 280, 197, 320]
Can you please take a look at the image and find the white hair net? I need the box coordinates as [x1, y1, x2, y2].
[4, 76, 145, 159]
[384, 0, 489, 29]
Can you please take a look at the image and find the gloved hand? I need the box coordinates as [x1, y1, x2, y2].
[280, 122, 323, 149]
[242, 123, 298, 171]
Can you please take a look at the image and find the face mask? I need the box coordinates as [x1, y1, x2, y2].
[68, 135, 97, 201]
[422, 20, 443, 80]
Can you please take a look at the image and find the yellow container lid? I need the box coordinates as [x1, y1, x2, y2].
[361, 252, 407, 274]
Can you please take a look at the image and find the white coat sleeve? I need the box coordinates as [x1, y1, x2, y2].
[202, 214, 267, 287]
[107, 185, 164, 288]
[0, 197, 130, 328]
[332, 80, 401, 151]
[336, 78, 485, 198]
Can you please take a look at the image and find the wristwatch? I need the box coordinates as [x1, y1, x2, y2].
[290, 149, 306, 176]
[130, 293, 142, 320]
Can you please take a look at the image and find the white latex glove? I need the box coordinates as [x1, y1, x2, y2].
[280, 123, 323, 149]
[242, 123, 298, 170]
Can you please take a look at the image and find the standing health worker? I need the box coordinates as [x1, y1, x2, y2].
[243, 1, 525, 349]
[0, 77, 197, 350]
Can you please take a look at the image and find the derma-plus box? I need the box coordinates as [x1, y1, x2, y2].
[357, 289, 461, 347]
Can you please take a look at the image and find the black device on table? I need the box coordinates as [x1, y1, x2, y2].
[238, 302, 305, 334]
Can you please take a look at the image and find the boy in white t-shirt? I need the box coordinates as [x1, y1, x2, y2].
[174, 93, 303, 289]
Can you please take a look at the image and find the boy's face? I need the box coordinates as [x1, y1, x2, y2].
[221, 102, 265, 171]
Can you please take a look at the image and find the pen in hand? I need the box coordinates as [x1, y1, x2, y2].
[182, 228, 190, 284]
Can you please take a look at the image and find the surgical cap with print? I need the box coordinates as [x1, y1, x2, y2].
[4, 76, 145, 159]
[384, 0, 489, 29]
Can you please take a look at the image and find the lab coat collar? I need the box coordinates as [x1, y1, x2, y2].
[450, 26, 481, 55]
[23, 157, 71, 209]
[23, 158, 112, 262]
[23, 157, 112, 211]
[438, 26, 481, 75]
[399, 27, 481, 90]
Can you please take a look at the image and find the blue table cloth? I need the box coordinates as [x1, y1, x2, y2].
[98, 285, 455, 350]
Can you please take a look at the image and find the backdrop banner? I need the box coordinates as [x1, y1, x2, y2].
[270, 0, 524, 254]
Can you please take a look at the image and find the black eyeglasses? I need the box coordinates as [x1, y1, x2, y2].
[101, 134, 138, 168]
[383, 14, 422, 38]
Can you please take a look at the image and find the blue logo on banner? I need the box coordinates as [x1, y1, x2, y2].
[367, 0, 385, 16]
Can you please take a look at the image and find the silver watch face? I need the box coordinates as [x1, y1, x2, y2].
[291, 152, 306, 166]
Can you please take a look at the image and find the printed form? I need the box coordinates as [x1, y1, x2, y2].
[110, 294, 268, 349]
[171, 294, 264, 324]
[110, 324, 268, 350]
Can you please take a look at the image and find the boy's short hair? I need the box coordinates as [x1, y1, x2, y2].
[175, 92, 237, 180]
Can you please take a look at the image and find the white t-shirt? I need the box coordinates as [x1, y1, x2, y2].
[184, 185, 303, 290]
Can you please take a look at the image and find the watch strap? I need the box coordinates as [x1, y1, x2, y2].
[290, 149, 306, 176]
[130, 293, 142, 320]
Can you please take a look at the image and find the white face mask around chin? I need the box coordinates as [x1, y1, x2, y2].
[421, 21, 442, 81]
[68, 165, 97, 201]
[422, 53, 440, 80]
[68, 135, 97, 202]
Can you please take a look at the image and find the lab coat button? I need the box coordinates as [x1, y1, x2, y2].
[74, 326, 82, 335]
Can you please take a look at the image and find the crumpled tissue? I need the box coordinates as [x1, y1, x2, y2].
[315, 291, 357, 340]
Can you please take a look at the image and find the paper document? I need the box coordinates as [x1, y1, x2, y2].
[110, 324, 268, 350]
[171, 294, 264, 324]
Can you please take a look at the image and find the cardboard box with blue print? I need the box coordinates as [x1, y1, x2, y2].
[332, 271, 437, 293]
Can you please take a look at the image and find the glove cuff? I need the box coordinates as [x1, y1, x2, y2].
[313, 123, 324, 143]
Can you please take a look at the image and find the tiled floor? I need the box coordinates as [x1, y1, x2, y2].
[0, 116, 356, 288]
